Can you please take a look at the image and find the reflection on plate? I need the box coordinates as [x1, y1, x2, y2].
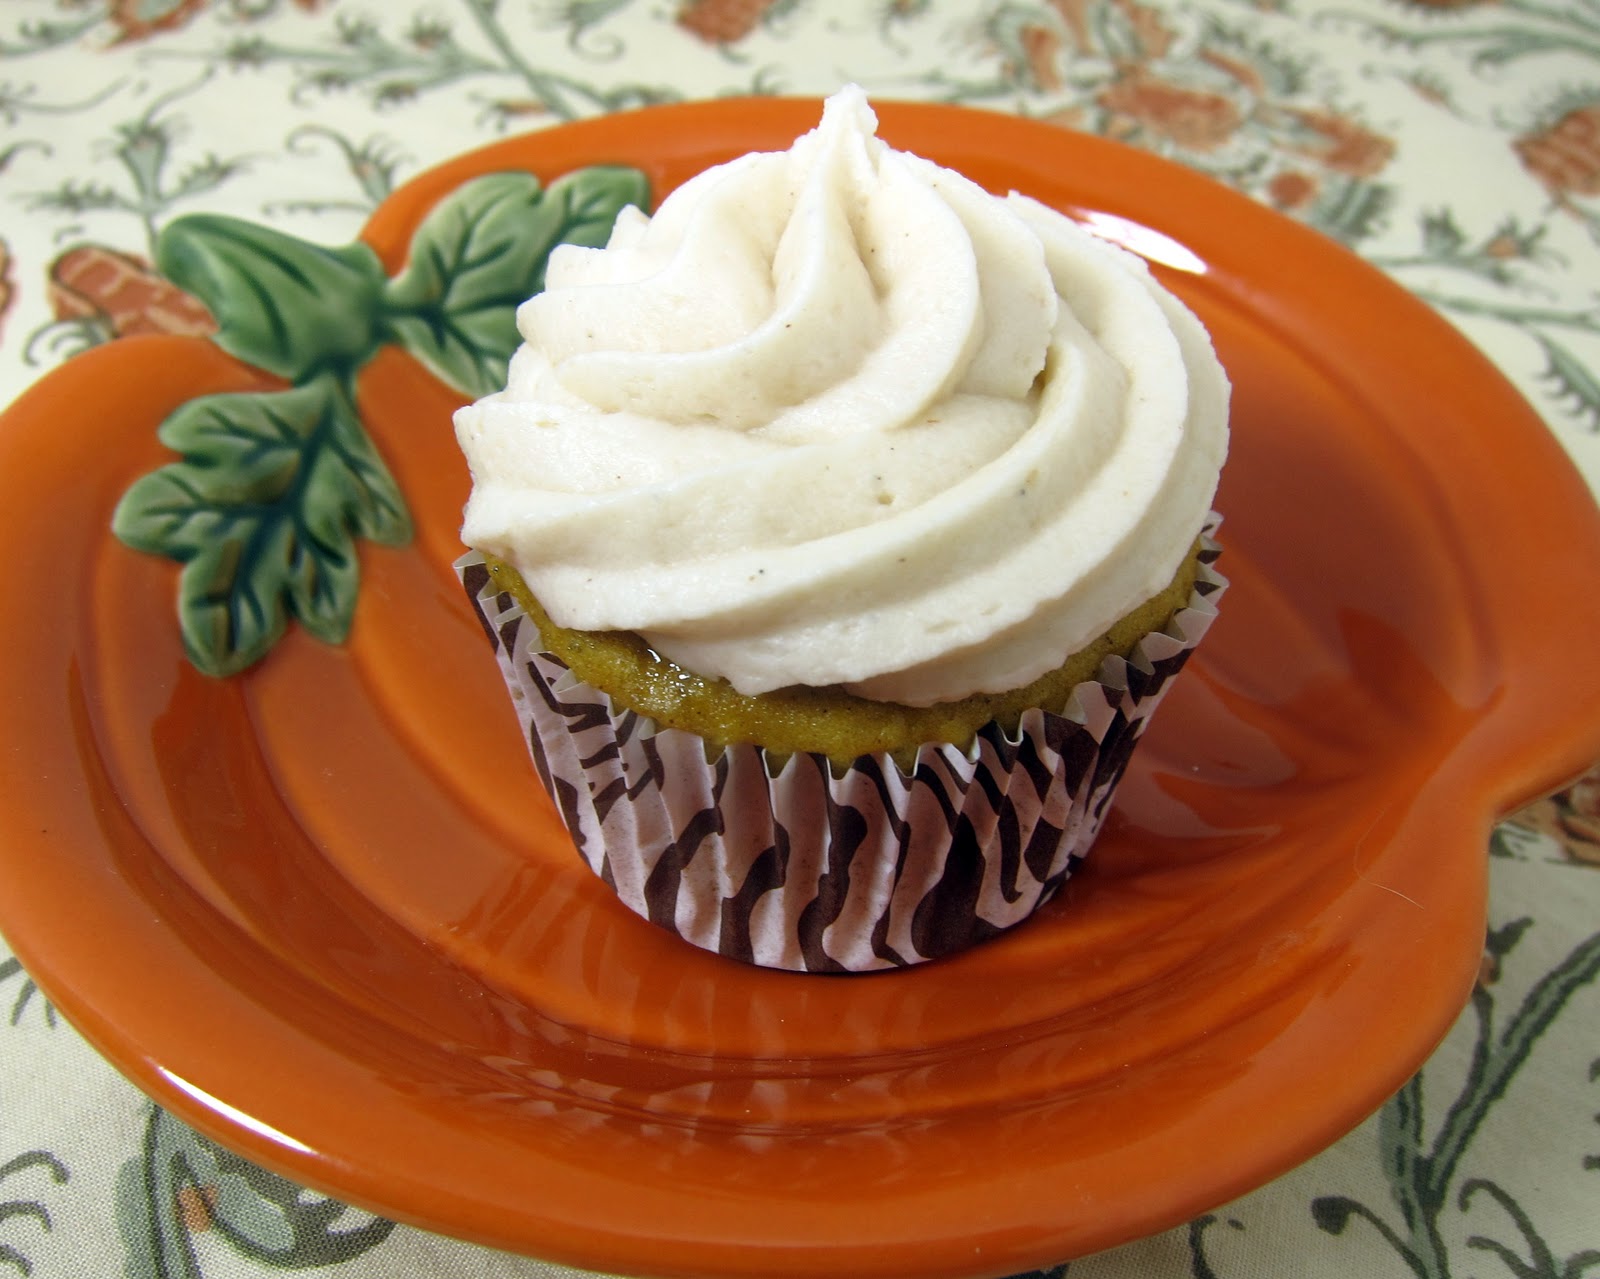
[2, 99, 1599, 1279]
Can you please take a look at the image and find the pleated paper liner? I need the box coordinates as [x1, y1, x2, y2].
[459, 519, 1224, 972]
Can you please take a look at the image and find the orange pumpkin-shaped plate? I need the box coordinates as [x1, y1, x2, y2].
[2, 99, 1599, 1279]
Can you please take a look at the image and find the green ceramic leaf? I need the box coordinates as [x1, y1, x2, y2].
[382, 165, 650, 396]
[121, 163, 649, 677]
[156, 213, 389, 380]
[113, 375, 410, 677]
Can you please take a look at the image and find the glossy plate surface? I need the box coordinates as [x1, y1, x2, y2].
[3, 99, 1600, 1279]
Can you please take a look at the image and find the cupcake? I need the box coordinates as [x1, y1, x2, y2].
[454, 87, 1229, 972]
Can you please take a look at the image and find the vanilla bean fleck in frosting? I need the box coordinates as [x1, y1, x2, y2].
[455, 86, 1229, 707]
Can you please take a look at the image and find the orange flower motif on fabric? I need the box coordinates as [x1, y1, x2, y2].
[48, 245, 216, 340]
[1113, 0, 1176, 60]
[107, 0, 207, 44]
[1515, 103, 1600, 199]
[1041, 103, 1089, 131]
[1267, 169, 1319, 210]
[1483, 232, 1524, 260]
[1097, 69, 1244, 152]
[1563, 772, 1600, 866]
[1477, 950, 1500, 988]
[1015, 24, 1064, 92]
[1281, 107, 1396, 178]
[1199, 46, 1266, 96]
[1048, 0, 1174, 60]
[676, 0, 780, 44]
[1508, 763, 1600, 867]
[175, 1183, 218, 1233]
[0, 238, 13, 346]
[489, 98, 554, 123]
[1049, 0, 1094, 54]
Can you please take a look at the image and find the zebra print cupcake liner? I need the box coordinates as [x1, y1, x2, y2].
[459, 520, 1224, 973]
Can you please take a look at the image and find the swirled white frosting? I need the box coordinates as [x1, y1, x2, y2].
[455, 87, 1229, 707]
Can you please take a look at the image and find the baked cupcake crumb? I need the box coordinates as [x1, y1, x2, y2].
[485, 546, 1200, 768]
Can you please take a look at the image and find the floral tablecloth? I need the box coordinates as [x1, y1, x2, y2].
[1, 2, 1598, 1277]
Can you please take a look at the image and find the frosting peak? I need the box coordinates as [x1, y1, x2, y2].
[456, 87, 1229, 706]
